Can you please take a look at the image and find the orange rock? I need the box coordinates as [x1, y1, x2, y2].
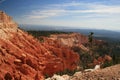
[0, 11, 80, 79]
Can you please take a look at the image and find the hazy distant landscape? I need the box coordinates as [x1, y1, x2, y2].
[20, 25, 120, 42]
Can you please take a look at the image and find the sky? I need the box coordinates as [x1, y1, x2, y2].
[0, 0, 120, 31]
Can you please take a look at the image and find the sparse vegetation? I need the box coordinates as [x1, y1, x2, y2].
[56, 69, 78, 76]
[88, 32, 94, 47]
[27, 30, 120, 71]
[27, 31, 72, 37]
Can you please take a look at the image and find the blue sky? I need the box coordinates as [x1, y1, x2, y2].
[0, 0, 120, 31]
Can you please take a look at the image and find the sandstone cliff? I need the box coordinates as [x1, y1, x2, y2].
[0, 11, 79, 80]
[50, 33, 88, 47]
[42, 33, 89, 53]
[0, 11, 17, 28]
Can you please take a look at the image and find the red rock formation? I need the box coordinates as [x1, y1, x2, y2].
[42, 31, 112, 69]
[45, 33, 105, 52]
[93, 55, 112, 66]
[0, 11, 17, 28]
[50, 33, 88, 47]
[0, 11, 79, 80]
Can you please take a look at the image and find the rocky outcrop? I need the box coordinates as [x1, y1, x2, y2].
[46, 64, 120, 80]
[0, 11, 18, 40]
[42, 33, 90, 54]
[0, 11, 79, 80]
[46, 33, 105, 52]
[93, 54, 112, 65]
[43, 33, 111, 67]
[0, 11, 17, 28]
[50, 33, 88, 47]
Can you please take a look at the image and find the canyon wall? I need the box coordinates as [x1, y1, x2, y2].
[0, 11, 79, 80]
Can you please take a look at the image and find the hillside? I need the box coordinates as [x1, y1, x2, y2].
[0, 11, 79, 80]
[46, 64, 120, 80]
[28, 31, 113, 68]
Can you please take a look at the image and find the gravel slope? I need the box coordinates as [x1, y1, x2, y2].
[46, 64, 120, 80]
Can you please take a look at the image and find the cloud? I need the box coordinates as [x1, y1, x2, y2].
[19, 1, 120, 31]
[25, 2, 120, 19]
[49, 2, 83, 7]
[70, 7, 120, 14]
[27, 9, 66, 19]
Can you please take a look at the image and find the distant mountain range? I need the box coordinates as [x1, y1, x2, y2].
[19, 24, 120, 42]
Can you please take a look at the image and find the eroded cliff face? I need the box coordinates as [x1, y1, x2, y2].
[50, 33, 88, 47]
[42, 32, 112, 68]
[44, 33, 106, 52]
[0, 11, 18, 40]
[0, 11, 79, 80]
[43, 33, 90, 53]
